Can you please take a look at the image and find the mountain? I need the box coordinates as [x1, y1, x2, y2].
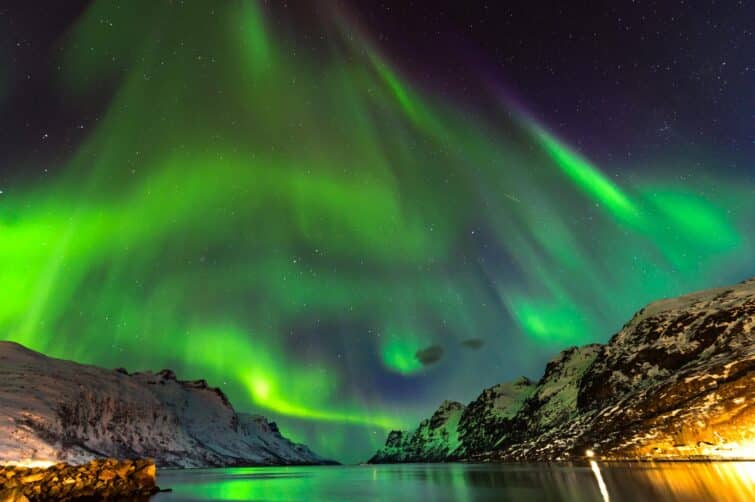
[369, 278, 755, 462]
[369, 400, 465, 463]
[0, 342, 331, 467]
[454, 376, 535, 458]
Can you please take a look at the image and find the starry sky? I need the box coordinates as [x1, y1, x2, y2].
[1, 1, 753, 463]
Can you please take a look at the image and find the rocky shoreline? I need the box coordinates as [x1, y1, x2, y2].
[0, 459, 161, 501]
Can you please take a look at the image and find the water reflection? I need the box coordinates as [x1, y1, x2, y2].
[154, 462, 755, 502]
[599, 462, 755, 502]
[590, 461, 610, 502]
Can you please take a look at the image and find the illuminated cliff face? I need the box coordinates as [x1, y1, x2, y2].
[601, 382, 755, 460]
[576, 282, 755, 461]
[1, 1, 753, 461]
[615, 361, 755, 460]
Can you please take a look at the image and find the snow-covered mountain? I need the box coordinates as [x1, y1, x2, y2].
[453, 376, 535, 458]
[369, 400, 465, 463]
[369, 277, 755, 462]
[0, 342, 331, 467]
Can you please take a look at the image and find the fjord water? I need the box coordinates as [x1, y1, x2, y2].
[154, 462, 755, 501]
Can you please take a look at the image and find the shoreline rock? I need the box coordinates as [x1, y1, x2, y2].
[0, 459, 160, 501]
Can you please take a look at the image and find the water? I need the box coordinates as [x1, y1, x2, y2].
[153, 462, 755, 501]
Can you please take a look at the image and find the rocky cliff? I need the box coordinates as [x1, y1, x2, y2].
[369, 278, 755, 462]
[0, 342, 330, 467]
[454, 376, 535, 458]
[369, 400, 465, 463]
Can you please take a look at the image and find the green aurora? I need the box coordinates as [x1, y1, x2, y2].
[1, 2, 752, 462]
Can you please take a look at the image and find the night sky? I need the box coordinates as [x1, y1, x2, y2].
[1, 1, 753, 463]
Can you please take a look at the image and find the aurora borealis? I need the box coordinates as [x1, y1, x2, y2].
[1, 1, 753, 462]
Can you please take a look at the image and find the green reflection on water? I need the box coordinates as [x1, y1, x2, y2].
[154, 462, 755, 502]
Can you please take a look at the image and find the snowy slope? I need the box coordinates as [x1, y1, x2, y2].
[368, 400, 465, 463]
[453, 376, 535, 458]
[499, 344, 602, 460]
[519, 345, 601, 431]
[369, 277, 755, 462]
[0, 343, 329, 467]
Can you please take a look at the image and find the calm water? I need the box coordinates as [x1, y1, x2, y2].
[153, 462, 755, 501]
